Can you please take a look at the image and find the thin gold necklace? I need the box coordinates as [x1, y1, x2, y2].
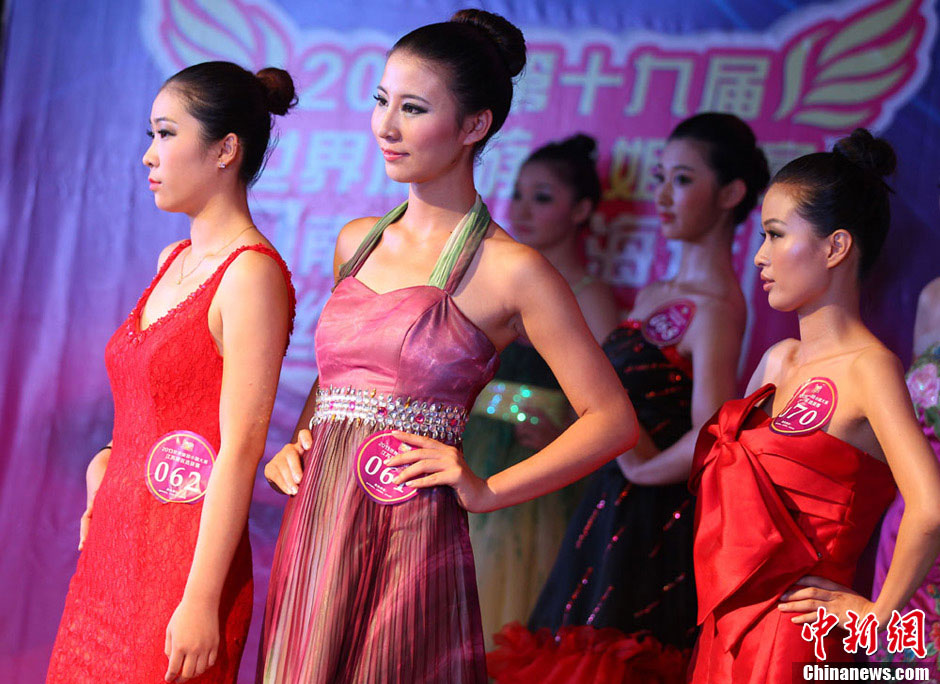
[178, 225, 255, 284]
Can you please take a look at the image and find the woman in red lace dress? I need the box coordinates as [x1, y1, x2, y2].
[688, 129, 940, 682]
[46, 62, 297, 684]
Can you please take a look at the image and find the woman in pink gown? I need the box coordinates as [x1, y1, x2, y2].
[256, 10, 638, 684]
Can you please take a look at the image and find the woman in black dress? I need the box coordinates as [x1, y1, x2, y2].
[490, 113, 769, 682]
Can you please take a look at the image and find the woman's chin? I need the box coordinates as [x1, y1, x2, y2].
[659, 222, 690, 241]
[766, 290, 799, 313]
[383, 165, 413, 184]
[152, 194, 191, 215]
[152, 194, 171, 211]
[509, 231, 540, 248]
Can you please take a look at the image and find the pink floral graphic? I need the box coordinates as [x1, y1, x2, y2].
[908, 363, 940, 410]
[930, 618, 940, 653]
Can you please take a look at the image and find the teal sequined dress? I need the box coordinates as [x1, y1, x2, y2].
[462, 341, 583, 649]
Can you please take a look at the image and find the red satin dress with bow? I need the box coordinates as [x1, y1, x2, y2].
[688, 384, 896, 683]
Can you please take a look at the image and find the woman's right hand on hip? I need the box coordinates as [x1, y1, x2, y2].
[263, 429, 311, 496]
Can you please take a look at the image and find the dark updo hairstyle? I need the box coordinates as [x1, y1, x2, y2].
[391, 9, 526, 155]
[772, 128, 896, 277]
[163, 61, 297, 186]
[668, 112, 770, 225]
[524, 133, 602, 214]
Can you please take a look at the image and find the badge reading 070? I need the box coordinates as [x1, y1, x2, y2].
[771, 377, 839, 436]
[145, 430, 216, 504]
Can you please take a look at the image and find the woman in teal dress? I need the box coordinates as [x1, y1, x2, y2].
[462, 134, 620, 648]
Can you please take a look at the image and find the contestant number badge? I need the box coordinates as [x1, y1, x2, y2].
[771, 377, 838, 435]
[642, 300, 696, 347]
[145, 430, 216, 504]
[355, 431, 418, 505]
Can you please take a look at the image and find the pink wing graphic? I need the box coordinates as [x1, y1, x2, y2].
[142, 0, 295, 74]
[773, 0, 933, 130]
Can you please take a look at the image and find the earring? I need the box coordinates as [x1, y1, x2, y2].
[218, 162, 226, 169]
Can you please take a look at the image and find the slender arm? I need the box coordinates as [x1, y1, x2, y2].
[860, 349, 940, 624]
[616, 301, 742, 485]
[480, 250, 638, 511]
[180, 252, 289, 607]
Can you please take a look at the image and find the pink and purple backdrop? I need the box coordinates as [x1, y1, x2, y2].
[1, 0, 939, 681]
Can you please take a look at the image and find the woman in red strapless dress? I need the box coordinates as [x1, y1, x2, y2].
[47, 62, 296, 684]
[688, 129, 940, 683]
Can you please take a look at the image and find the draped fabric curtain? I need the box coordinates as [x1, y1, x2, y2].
[1, 0, 937, 680]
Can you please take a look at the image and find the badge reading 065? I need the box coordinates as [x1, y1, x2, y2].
[145, 430, 216, 504]
[642, 300, 696, 348]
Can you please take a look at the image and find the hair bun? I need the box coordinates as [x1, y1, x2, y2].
[256, 67, 297, 116]
[834, 128, 896, 178]
[559, 133, 598, 161]
[450, 9, 526, 78]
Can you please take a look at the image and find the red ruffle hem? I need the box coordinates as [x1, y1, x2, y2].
[487, 622, 690, 683]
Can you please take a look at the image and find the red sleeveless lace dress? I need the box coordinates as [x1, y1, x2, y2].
[47, 242, 295, 683]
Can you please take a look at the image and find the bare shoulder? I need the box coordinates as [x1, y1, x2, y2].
[335, 216, 380, 265]
[218, 248, 288, 296]
[764, 337, 800, 378]
[693, 292, 746, 331]
[914, 276, 940, 355]
[578, 279, 618, 309]
[479, 223, 557, 287]
[742, 338, 797, 393]
[633, 280, 670, 311]
[157, 240, 188, 271]
[576, 279, 621, 342]
[767, 337, 800, 360]
[919, 276, 940, 306]
[916, 276, 940, 326]
[852, 343, 904, 384]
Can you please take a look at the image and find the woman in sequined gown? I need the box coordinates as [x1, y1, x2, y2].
[257, 11, 637, 684]
[690, 130, 940, 683]
[462, 134, 619, 649]
[47, 62, 296, 683]
[489, 113, 770, 683]
[870, 276, 940, 678]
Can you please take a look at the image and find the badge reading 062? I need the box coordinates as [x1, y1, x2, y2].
[145, 430, 216, 504]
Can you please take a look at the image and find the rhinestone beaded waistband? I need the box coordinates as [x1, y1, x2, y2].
[310, 386, 469, 444]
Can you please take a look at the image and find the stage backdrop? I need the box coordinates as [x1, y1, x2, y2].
[1, 0, 938, 680]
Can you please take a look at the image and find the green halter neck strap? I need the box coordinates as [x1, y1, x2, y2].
[337, 195, 491, 295]
[336, 200, 407, 286]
